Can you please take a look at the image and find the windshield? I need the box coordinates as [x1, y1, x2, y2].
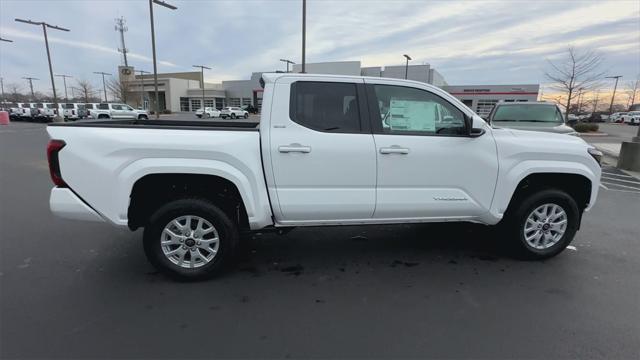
[492, 104, 563, 123]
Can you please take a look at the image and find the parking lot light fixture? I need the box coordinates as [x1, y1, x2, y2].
[93, 72, 112, 102]
[193, 65, 211, 114]
[22, 77, 39, 100]
[301, 0, 306, 73]
[280, 59, 295, 73]
[403, 54, 412, 80]
[606, 75, 622, 116]
[15, 18, 70, 122]
[149, 0, 177, 119]
[136, 70, 150, 109]
[55, 74, 72, 101]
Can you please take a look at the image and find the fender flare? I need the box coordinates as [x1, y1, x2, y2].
[114, 158, 262, 226]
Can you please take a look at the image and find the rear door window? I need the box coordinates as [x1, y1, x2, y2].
[289, 81, 361, 133]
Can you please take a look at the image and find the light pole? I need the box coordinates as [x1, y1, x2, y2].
[149, 0, 177, 119]
[280, 59, 295, 73]
[403, 54, 412, 79]
[55, 74, 72, 101]
[22, 77, 38, 99]
[606, 75, 622, 115]
[576, 87, 584, 115]
[301, 0, 306, 73]
[15, 18, 69, 122]
[136, 69, 150, 109]
[93, 72, 111, 102]
[192, 65, 211, 114]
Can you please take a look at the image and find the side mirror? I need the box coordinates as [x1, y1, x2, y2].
[469, 127, 486, 137]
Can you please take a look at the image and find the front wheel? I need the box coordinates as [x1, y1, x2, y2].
[143, 198, 238, 280]
[138, 115, 148, 120]
[230, 113, 236, 119]
[501, 189, 579, 259]
[244, 113, 248, 119]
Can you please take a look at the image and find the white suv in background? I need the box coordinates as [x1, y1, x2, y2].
[195, 107, 221, 118]
[220, 107, 249, 119]
[620, 111, 640, 125]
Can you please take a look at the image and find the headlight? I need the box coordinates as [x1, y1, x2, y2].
[587, 147, 603, 166]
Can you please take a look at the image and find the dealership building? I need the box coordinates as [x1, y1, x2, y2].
[119, 61, 538, 116]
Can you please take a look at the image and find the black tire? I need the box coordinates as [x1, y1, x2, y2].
[143, 198, 238, 280]
[204, 112, 210, 119]
[501, 189, 579, 259]
[231, 113, 236, 119]
[244, 113, 248, 119]
[138, 115, 148, 120]
[98, 114, 109, 119]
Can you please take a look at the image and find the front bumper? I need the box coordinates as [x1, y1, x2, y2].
[50, 187, 105, 222]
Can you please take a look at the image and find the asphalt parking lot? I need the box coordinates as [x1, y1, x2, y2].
[1, 121, 639, 359]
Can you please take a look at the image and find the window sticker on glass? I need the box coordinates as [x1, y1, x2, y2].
[389, 100, 436, 132]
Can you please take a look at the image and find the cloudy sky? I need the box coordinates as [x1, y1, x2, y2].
[0, 0, 638, 95]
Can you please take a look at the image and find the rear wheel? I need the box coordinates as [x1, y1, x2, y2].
[143, 198, 238, 280]
[98, 114, 109, 119]
[501, 189, 579, 259]
[230, 113, 236, 119]
[244, 113, 249, 119]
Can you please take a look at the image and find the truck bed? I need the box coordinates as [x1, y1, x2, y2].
[48, 119, 259, 131]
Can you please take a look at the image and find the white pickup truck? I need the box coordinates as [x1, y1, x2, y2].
[46, 73, 601, 280]
[89, 103, 149, 120]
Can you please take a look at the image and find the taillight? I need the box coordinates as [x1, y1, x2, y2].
[47, 140, 67, 187]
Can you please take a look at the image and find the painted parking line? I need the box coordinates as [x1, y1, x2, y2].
[601, 176, 640, 185]
[602, 171, 635, 179]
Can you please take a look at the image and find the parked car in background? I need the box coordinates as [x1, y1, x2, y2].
[609, 112, 627, 123]
[7, 103, 22, 120]
[195, 107, 221, 118]
[486, 102, 578, 135]
[61, 103, 81, 121]
[220, 107, 249, 119]
[35, 103, 57, 122]
[46, 73, 601, 279]
[241, 104, 259, 114]
[620, 111, 640, 125]
[90, 103, 149, 120]
[82, 103, 99, 119]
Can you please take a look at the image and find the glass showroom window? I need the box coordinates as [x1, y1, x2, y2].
[204, 99, 215, 108]
[227, 98, 241, 107]
[180, 97, 189, 112]
[241, 98, 252, 106]
[215, 98, 224, 109]
[476, 100, 498, 117]
[190, 99, 201, 111]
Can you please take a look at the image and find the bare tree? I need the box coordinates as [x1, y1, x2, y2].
[7, 83, 24, 102]
[545, 46, 605, 120]
[76, 79, 95, 103]
[106, 77, 132, 103]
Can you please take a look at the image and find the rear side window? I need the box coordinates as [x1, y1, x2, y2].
[98, 103, 109, 110]
[290, 81, 360, 133]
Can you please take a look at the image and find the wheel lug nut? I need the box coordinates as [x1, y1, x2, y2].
[196, 241, 201, 245]
[182, 245, 187, 250]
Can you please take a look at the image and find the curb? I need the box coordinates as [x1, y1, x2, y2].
[595, 145, 619, 159]
[579, 132, 609, 137]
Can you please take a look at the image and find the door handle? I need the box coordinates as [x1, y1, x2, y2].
[278, 144, 312, 153]
[380, 146, 410, 154]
